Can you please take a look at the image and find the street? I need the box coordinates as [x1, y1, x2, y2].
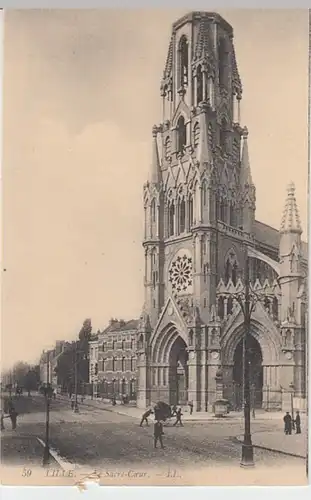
[0, 394, 307, 484]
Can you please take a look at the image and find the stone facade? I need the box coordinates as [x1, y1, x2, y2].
[137, 11, 308, 412]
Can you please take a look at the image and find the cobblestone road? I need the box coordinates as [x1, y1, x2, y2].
[1, 394, 306, 476]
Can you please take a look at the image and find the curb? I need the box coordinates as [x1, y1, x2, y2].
[36, 437, 80, 470]
[234, 436, 306, 460]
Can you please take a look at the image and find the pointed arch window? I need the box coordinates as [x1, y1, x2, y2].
[169, 202, 175, 236]
[164, 136, 171, 159]
[112, 357, 116, 372]
[179, 198, 186, 233]
[188, 195, 194, 229]
[272, 297, 279, 321]
[196, 65, 203, 105]
[220, 118, 227, 153]
[229, 203, 236, 227]
[233, 138, 240, 164]
[218, 296, 225, 320]
[225, 252, 238, 285]
[177, 116, 187, 154]
[202, 180, 207, 206]
[208, 123, 213, 152]
[179, 35, 189, 87]
[193, 122, 199, 149]
[151, 199, 156, 223]
[218, 37, 228, 88]
[220, 198, 227, 223]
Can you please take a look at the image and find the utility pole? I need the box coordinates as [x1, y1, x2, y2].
[43, 351, 50, 466]
[240, 254, 254, 468]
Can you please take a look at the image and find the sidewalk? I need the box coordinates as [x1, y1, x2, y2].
[236, 427, 307, 459]
[59, 394, 299, 423]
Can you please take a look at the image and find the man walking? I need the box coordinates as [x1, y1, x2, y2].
[188, 401, 193, 415]
[154, 420, 164, 449]
[140, 408, 153, 427]
[173, 407, 183, 426]
[9, 405, 18, 430]
[283, 412, 292, 435]
[295, 411, 301, 434]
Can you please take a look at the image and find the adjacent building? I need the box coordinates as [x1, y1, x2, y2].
[136, 11, 308, 412]
[89, 319, 138, 400]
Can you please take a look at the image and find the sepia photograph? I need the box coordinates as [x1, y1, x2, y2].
[0, 8, 309, 487]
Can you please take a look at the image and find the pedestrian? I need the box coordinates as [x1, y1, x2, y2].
[9, 405, 18, 430]
[171, 404, 177, 417]
[1, 410, 5, 431]
[283, 411, 292, 435]
[154, 420, 164, 449]
[188, 401, 193, 415]
[140, 408, 153, 427]
[295, 411, 301, 434]
[71, 394, 75, 410]
[173, 407, 183, 426]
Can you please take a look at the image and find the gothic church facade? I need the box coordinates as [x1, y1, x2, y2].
[137, 11, 308, 412]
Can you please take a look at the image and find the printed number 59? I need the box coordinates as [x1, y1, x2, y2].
[22, 468, 32, 477]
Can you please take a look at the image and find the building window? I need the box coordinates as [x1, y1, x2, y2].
[220, 119, 227, 153]
[218, 296, 225, 319]
[193, 122, 199, 149]
[121, 357, 125, 372]
[179, 198, 186, 233]
[196, 65, 203, 105]
[218, 37, 228, 88]
[130, 357, 136, 372]
[112, 357, 116, 371]
[179, 35, 189, 87]
[177, 116, 187, 154]
[272, 297, 279, 321]
[202, 181, 207, 206]
[233, 138, 240, 163]
[102, 342, 105, 352]
[229, 204, 236, 227]
[165, 136, 171, 159]
[169, 202, 175, 236]
[151, 199, 156, 222]
[204, 297, 207, 308]
[188, 196, 193, 228]
[208, 124, 213, 152]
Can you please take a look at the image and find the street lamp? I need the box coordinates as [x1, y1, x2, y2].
[289, 381, 295, 431]
[43, 351, 51, 467]
[223, 250, 256, 467]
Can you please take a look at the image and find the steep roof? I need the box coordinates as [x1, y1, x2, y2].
[102, 319, 139, 334]
[253, 220, 308, 261]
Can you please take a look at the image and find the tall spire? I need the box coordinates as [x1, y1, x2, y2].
[280, 182, 302, 234]
[150, 125, 161, 185]
[197, 103, 212, 167]
[240, 126, 253, 186]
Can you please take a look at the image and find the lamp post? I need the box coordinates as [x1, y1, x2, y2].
[74, 344, 79, 413]
[222, 251, 255, 467]
[43, 351, 51, 466]
[240, 254, 254, 468]
[289, 381, 295, 431]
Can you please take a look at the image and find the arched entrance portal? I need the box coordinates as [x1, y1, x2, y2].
[233, 335, 263, 410]
[169, 336, 188, 406]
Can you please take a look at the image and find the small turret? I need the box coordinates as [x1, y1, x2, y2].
[279, 182, 303, 322]
[150, 125, 162, 186]
[240, 127, 256, 233]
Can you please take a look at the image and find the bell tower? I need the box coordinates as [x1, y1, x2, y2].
[141, 12, 257, 411]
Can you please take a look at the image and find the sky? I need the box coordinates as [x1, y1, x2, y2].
[1, 9, 309, 371]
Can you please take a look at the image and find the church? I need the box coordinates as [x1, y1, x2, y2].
[136, 11, 308, 412]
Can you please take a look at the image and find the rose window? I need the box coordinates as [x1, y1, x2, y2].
[169, 254, 193, 293]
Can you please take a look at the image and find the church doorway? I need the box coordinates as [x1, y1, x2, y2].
[169, 336, 188, 406]
[233, 335, 263, 410]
